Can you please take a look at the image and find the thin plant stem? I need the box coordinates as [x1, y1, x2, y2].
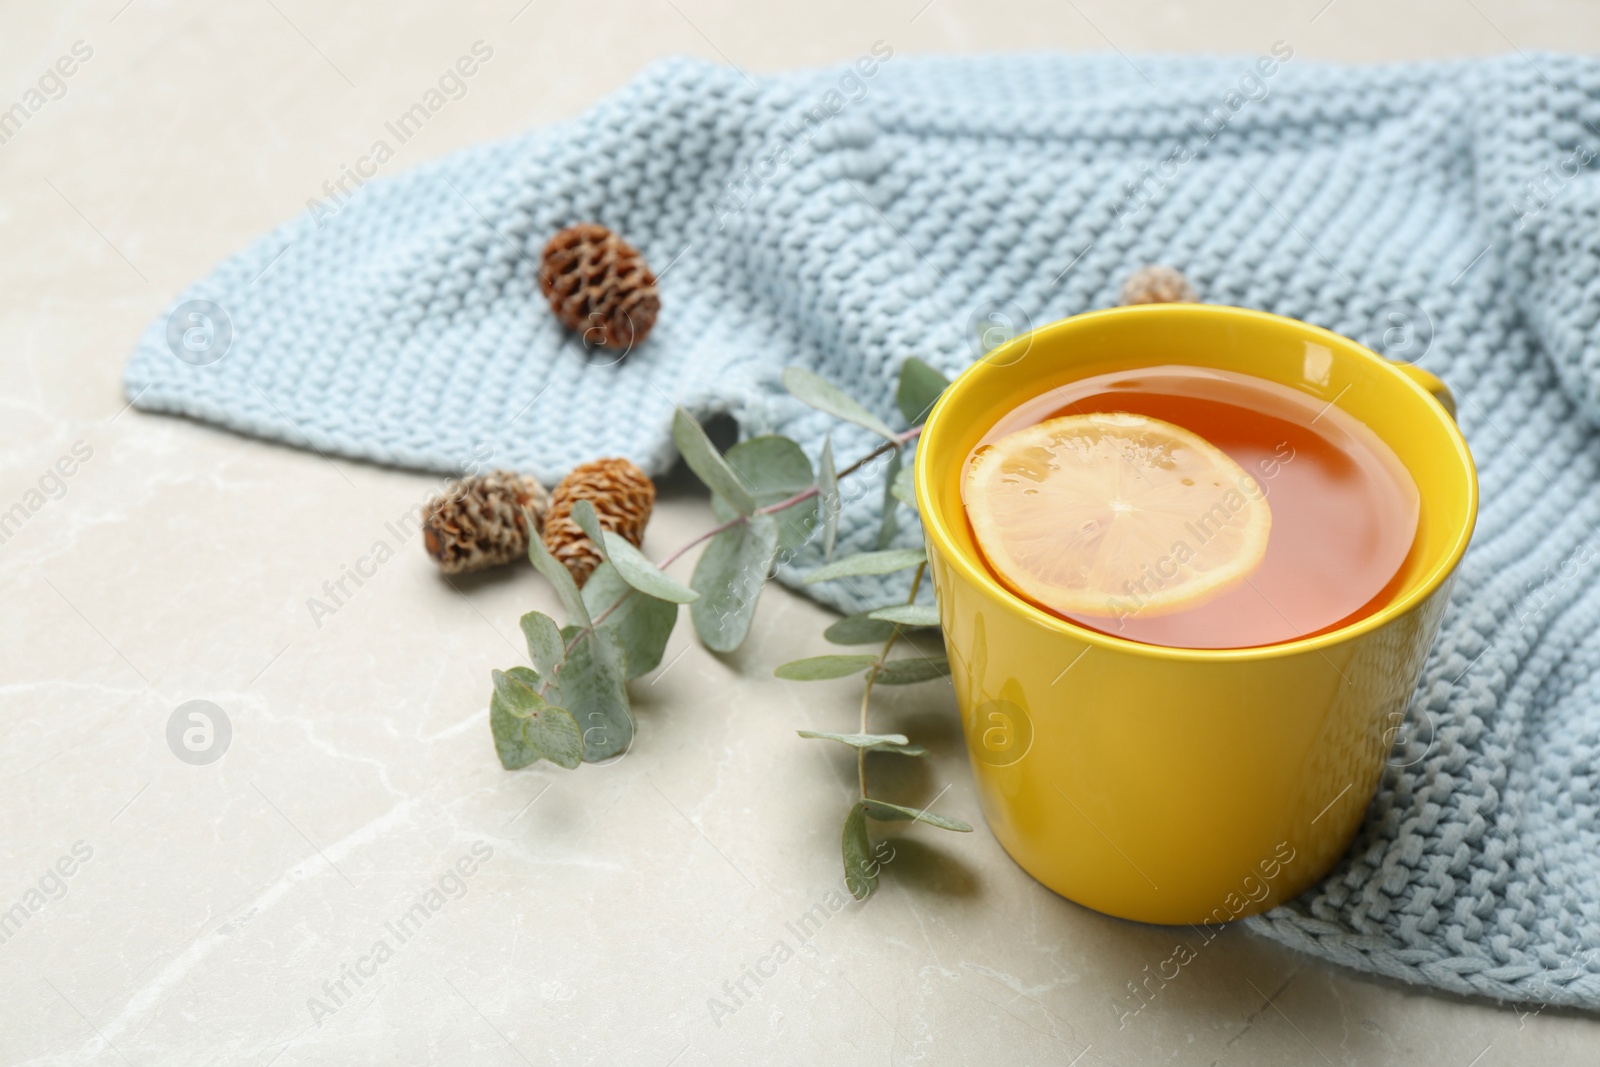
[654, 515, 742, 571]
[837, 425, 923, 480]
[858, 561, 927, 799]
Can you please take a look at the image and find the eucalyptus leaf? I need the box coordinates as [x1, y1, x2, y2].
[673, 408, 757, 516]
[489, 668, 583, 770]
[874, 655, 952, 686]
[804, 548, 926, 584]
[782, 367, 898, 443]
[818, 434, 840, 561]
[602, 532, 699, 603]
[875, 448, 902, 550]
[568, 500, 609, 560]
[890, 462, 917, 509]
[519, 611, 566, 680]
[823, 613, 899, 645]
[797, 730, 928, 756]
[896, 357, 950, 425]
[774, 655, 878, 681]
[570, 496, 695, 605]
[552, 626, 633, 761]
[861, 797, 973, 832]
[488, 690, 540, 770]
[510, 702, 584, 770]
[868, 604, 940, 627]
[690, 513, 779, 652]
[710, 436, 817, 552]
[582, 562, 677, 679]
[526, 509, 592, 628]
[500, 665, 542, 691]
[842, 801, 877, 900]
[723, 435, 813, 495]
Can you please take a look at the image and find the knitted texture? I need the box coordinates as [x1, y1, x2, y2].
[124, 52, 1600, 1009]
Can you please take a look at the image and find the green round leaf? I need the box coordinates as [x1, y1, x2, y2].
[602, 531, 700, 603]
[711, 436, 818, 552]
[501, 665, 541, 690]
[582, 562, 678, 680]
[725, 435, 813, 494]
[519, 611, 565, 680]
[552, 626, 633, 762]
[489, 669, 583, 770]
[690, 513, 779, 653]
[491, 666, 540, 709]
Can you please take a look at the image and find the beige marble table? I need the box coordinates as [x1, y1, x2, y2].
[4, 1, 1600, 1063]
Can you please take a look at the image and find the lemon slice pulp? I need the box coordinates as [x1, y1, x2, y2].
[965, 412, 1271, 619]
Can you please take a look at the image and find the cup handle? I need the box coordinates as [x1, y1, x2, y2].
[1391, 363, 1457, 420]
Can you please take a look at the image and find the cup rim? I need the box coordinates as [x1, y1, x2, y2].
[915, 303, 1480, 663]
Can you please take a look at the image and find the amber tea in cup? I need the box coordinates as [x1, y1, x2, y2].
[961, 365, 1420, 649]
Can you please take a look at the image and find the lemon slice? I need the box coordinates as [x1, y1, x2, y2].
[965, 412, 1271, 619]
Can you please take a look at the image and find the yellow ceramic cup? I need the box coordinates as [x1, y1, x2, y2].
[915, 304, 1477, 925]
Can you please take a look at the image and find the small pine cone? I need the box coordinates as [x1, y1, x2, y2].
[542, 458, 656, 586]
[539, 224, 660, 350]
[422, 472, 550, 575]
[1119, 264, 1198, 306]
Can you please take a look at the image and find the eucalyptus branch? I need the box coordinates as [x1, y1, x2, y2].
[489, 357, 966, 901]
[653, 424, 923, 573]
[535, 422, 920, 697]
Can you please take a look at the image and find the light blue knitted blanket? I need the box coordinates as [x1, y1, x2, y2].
[124, 50, 1600, 1009]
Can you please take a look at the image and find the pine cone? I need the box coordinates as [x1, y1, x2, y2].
[422, 472, 550, 575]
[543, 458, 656, 586]
[539, 224, 660, 350]
[1119, 264, 1198, 306]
